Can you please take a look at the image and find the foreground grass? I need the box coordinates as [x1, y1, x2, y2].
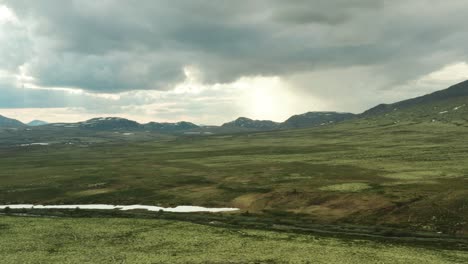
[0, 216, 466, 264]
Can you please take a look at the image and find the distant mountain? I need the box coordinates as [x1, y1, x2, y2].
[0, 115, 24, 128]
[78, 117, 141, 130]
[217, 113, 356, 132]
[360, 80, 468, 124]
[362, 80, 468, 117]
[221, 117, 279, 131]
[143, 121, 199, 132]
[27, 120, 48, 126]
[56, 117, 200, 133]
[281, 112, 355, 129]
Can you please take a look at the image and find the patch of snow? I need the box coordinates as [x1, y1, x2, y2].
[122, 133, 134, 136]
[20, 143, 49, 147]
[453, 105, 465, 111]
[0, 204, 239, 213]
[184, 132, 201, 135]
[439, 111, 448, 114]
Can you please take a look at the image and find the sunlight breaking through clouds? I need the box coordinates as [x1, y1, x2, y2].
[0, 5, 18, 25]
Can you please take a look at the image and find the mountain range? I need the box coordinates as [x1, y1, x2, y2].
[1, 80, 467, 133]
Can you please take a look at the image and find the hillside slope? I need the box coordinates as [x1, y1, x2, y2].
[0, 115, 24, 128]
[282, 112, 355, 129]
[143, 121, 199, 133]
[359, 80, 468, 125]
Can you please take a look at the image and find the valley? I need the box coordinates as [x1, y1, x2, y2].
[1, 80, 468, 262]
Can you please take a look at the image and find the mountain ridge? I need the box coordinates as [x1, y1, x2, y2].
[221, 117, 280, 131]
[281, 112, 356, 129]
[362, 80, 468, 116]
[0, 115, 25, 128]
[3, 79, 468, 132]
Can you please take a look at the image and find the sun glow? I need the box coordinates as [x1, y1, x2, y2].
[242, 77, 282, 120]
[235, 76, 315, 122]
[0, 5, 18, 25]
[250, 86, 275, 118]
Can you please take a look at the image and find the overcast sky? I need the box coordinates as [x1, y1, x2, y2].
[1, 0, 468, 124]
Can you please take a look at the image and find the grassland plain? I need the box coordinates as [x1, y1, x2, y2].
[0, 118, 467, 235]
[0, 216, 467, 264]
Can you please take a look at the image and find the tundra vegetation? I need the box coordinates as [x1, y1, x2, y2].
[1, 84, 468, 262]
[0, 216, 467, 263]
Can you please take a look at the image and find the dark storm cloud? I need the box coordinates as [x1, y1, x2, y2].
[2, 0, 468, 95]
[271, 0, 381, 25]
[5, 0, 273, 91]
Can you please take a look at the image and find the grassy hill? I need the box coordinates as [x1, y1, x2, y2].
[282, 112, 356, 129]
[362, 80, 468, 121]
[360, 96, 468, 127]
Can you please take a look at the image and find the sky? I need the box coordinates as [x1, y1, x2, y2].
[1, 0, 468, 125]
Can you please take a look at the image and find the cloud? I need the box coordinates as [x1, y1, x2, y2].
[271, 0, 381, 25]
[418, 62, 468, 85]
[1, 1, 468, 123]
[2, 0, 465, 93]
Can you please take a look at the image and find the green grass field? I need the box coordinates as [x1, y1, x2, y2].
[1, 120, 467, 235]
[0, 216, 466, 264]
